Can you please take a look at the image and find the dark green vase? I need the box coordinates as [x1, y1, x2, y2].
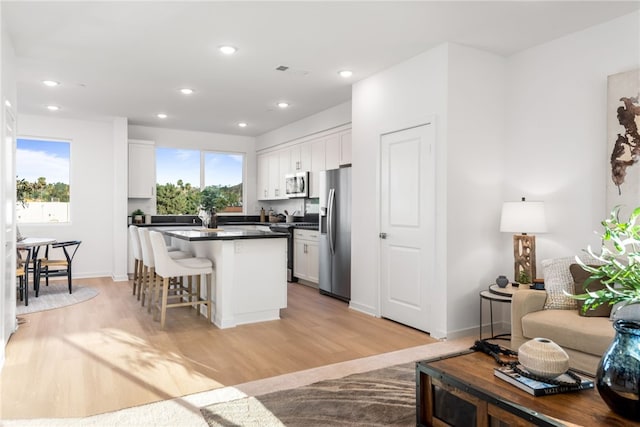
[597, 320, 640, 420]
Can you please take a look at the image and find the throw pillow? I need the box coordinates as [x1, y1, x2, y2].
[542, 257, 577, 310]
[569, 263, 612, 317]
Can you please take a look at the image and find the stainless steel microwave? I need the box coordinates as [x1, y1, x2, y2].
[285, 171, 309, 198]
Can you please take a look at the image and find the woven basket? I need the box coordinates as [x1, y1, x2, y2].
[518, 337, 569, 378]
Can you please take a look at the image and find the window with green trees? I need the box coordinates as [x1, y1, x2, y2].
[156, 148, 244, 215]
[16, 138, 71, 223]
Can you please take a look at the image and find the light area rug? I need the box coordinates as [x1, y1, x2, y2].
[0, 336, 475, 427]
[16, 284, 99, 316]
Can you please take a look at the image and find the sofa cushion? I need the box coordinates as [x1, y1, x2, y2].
[569, 263, 612, 317]
[542, 257, 578, 310]
[521, 309, 614, 357]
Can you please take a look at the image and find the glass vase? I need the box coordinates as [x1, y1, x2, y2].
[597, 319, 640, 420]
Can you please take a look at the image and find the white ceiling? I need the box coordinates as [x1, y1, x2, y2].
[4, 1, 639, 137]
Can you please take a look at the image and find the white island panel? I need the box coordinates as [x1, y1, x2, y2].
[172, 234, 287, 329]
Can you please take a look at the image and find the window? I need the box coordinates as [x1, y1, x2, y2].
[156, 148, 244, 215]
[16, 138, 71, 223]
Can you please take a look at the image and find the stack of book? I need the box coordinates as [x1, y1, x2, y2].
[494, 366, 594, 396]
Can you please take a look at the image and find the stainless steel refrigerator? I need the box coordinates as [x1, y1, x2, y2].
[319, 167, 351, 302]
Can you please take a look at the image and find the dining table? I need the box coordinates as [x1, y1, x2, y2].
[16, 237, 56, 305]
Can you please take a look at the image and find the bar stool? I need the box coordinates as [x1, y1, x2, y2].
[149, 230, 214, 328]
[137, 227, 192, 311]
[129, 225, 144, 297]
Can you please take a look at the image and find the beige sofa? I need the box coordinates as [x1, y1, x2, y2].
[511, 289, 615, 376]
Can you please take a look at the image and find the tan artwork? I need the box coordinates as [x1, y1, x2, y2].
[606, 69, 640, 217]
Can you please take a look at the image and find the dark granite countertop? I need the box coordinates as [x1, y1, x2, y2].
[164, 229, 289, 241]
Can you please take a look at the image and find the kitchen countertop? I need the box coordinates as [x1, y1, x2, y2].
[164, 228, 289, 241]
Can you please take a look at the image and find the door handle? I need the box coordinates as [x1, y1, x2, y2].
[379, 232, 387, 239]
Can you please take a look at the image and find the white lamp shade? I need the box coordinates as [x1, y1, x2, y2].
[500, 201, 547, 233]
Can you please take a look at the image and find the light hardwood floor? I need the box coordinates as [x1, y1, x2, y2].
[1, 277, 436, 419]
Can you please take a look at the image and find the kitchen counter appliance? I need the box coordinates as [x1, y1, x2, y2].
[319, 167, 351, 301]
[285, 171, 309, 198]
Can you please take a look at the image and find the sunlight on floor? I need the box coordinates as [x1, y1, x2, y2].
[64, 328, 224, 398]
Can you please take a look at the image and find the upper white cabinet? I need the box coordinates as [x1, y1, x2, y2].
[290, 143, 311, 172]
[128, 140, 155, 198]
[339, 131, 352, 166]
[257, 149, 289, 200]
[257, 153, 269, 200]
[256, 128, 351, 200]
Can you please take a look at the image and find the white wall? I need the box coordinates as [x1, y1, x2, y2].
[351, 43, 507, 338]
[256, 101, 352, 151]
[351, 44, 450, 337]
[17, 115, 117, 279]
[446, 44, 507, 337]
[128, 125, 258, 215]
[505, 11, 640, 266]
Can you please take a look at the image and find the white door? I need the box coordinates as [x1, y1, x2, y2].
[3, 102, 17, 345]
[380, 123, 435, 333]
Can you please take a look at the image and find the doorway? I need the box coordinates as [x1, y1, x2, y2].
[379, 123, 435, 333]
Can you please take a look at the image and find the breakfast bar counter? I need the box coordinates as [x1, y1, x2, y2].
[163, 228, 288, 329]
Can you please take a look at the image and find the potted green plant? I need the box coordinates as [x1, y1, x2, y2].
[132, 209, 144, 224]
[572, 205, 640, 420]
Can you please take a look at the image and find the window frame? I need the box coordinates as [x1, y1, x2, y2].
[15, 136, 72, 225]
[155, 147, 246, 216]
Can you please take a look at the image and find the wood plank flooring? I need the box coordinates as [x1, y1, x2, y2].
[0, 277, 435, 419]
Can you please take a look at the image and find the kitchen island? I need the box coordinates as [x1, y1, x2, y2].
[163, 228, 288, 329]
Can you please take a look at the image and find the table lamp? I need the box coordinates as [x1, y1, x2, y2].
[500, 197, 547, 283]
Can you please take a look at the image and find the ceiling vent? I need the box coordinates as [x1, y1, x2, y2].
[275, 65, 308, 76]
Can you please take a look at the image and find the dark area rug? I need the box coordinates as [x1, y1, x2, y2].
[201, 363, 415, 427]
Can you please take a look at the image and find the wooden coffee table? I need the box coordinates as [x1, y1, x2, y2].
[416, 350, 634, 426]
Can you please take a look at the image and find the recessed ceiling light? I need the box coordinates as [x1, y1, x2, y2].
[42, 80, 60, 87]
[338, 70, 353, 78]
[277, 102, 289, 109]
[157, 113, 167, 119]
[237, 122, 248, 128]
[180, 88, 194, 95]
[219, 45, 237, 55]
[46, 105, 60, 111]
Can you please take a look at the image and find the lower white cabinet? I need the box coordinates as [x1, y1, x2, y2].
[294, 229, 319, 283]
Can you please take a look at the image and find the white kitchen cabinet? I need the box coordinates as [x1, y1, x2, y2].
[325, 130, 352, 170]
[325, 134, 341, 171]
[339, 131, 352, 166]
[310, 137, 325, 198]
[290, 143, 311, 172]
[128, 140, 155, 198]
[294, 229, 319, 284]
[258, 149, 288, 200]
[257, 153, 269, 200]
[278, 149, 290, 199]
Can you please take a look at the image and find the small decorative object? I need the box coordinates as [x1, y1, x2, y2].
[518, 337, 569, 379]
[132, 209, 144, 224]
[518, 270, 531, 285]
[596, 320, 640, 420]
[532, 278, 545, 290]
[198, 208, 210, 228]
[495, 275, 509, 288]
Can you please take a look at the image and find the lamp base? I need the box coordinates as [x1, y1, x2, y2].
[513, 234, 536, 283]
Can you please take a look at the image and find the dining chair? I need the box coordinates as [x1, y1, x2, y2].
[35, 241, 81, 295]
[137, 227, 192, 311]
[129, 225, 144, 297]
[16, 249, 29, 306]
[149, 230, 214, 328]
